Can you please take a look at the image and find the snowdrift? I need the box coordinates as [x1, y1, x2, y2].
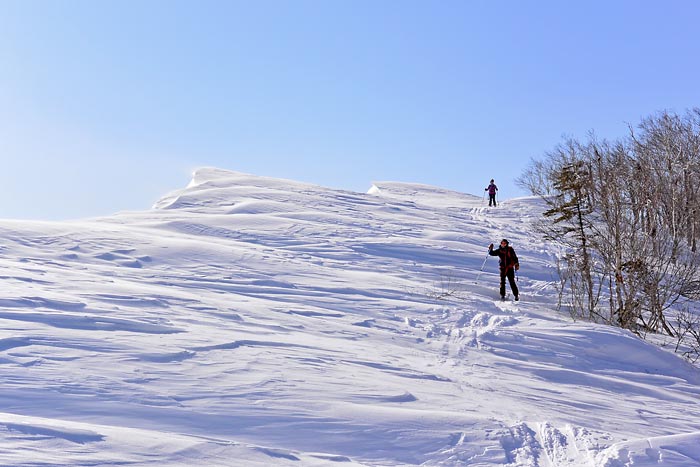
[0, 167, 698, 466]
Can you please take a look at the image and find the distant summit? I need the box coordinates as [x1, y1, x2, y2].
[368, 181, 482, 205]
[155, 167, 482, 212]
[152, 167, 326, 211]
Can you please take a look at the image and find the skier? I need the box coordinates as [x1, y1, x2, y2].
[488, 238, 519, 301]
[485, 179, 498, 206]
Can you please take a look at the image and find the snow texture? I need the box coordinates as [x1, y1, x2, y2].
[0, 167, 698, 466]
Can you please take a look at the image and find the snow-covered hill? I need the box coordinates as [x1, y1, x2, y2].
[0, 167, 698, 466]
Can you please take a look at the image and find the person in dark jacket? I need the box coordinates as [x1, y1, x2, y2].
[488, 238, 519, 300]
[485, 179, 498, 206]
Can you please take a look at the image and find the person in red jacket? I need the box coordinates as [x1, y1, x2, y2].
[488, 238, 519, 301]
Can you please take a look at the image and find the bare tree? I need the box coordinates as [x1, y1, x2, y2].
[520, 109, 700, 350]
[518, 139, 602, 321]
[672, 306, 700, 363]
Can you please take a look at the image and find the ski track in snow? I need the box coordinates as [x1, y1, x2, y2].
[0, 168, 698, 466]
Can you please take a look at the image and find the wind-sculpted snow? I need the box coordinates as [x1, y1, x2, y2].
[0, 167, 698, 466]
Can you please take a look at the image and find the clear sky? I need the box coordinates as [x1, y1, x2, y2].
[1, 0, 699, 220]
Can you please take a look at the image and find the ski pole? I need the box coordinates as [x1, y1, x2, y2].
[475, 252, 490, 283]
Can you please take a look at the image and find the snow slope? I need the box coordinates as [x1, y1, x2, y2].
[0, 167, 698, 466]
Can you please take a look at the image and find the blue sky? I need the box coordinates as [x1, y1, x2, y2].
[1, 1, 699, 220]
